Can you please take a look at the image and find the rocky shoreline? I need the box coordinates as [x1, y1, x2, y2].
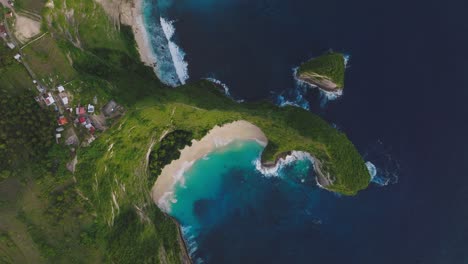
[297, 75, 343, 97]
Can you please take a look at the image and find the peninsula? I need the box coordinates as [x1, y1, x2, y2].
[296, 52, 346, 93]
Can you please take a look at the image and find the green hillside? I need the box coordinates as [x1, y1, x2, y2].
[297, 52, 346, 89]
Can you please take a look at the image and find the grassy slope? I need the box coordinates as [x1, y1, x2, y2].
[22, 34, 77, 87]
[297, 52, 346, 88]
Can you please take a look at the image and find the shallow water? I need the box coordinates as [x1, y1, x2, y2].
[167, 140, 321, 263]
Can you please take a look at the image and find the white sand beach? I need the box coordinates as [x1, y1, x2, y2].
[129, 0, 156, 67]
[96, 0, 156, 67]
[151, 120, 268, 211]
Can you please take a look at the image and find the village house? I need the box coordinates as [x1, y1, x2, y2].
[13, 54, 21, 61]
[57, 85, 65, 93]
[0, 24, 7, 38]
[76, 106, 86, 115]
[87, 104, 95, 113]
[78, 116, 86, 125]
[44, 93, 55, 106]
[6, 42, 15, 49]
[58, 116, 68, 126]
[36, 84, 45, 93]
[103, 100, 117, 116]
[61, 96, 69, 105]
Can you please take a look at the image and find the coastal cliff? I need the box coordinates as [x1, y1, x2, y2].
[296, 52, 346, 94]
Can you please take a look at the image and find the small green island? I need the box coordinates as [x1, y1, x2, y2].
[0, 1, 369, 263]
[296, 52, 346, 93]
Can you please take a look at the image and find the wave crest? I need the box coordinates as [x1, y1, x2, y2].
[254, 151, 314, 177]
[159, 17, 189, 85]
[205, 78, 231, 96]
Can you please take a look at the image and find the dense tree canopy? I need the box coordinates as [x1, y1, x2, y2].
[0, 89, 55, 178]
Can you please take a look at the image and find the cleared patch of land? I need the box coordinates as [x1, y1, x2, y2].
[13, 14, 41, 43]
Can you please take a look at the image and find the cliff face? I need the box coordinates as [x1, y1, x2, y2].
[297, 73, 340, 92]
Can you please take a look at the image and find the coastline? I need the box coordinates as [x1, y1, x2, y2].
[297, 75, 343, 95]
[97, 0, 157, 68]
[151, 120, 268, 210]
[129, 0, 157, 68]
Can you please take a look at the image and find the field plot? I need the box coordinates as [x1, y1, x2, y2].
[22, 35, 76, 87]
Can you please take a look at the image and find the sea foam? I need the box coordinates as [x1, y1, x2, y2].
[254, 151, 314, 177]
[366, 161, 392, 186]
[205, 78, 231, 96]
[276, 68, 311, 110]
[157, 160, 195, 212]
[160, 17, 189, 85]
[182, 225, 206, 264]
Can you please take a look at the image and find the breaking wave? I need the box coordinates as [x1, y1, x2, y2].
[366, 161, 392, 186]
[181, 226, 205, 263]
[364, 140, 400, 187]
[275, 68, 310, 110]
[205, 78, 231, 96]
[254, 151, 314, 177]
[160, 17, 189, 85]
[157, 160, 195, 213]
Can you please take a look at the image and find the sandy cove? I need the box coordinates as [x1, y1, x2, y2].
[151, 120, 268, 211]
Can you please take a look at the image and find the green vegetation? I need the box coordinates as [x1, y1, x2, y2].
[149, 130, 193, 186]
[0, 0, 369, 262]
[297, 52, 346, 89]
[0, 43, 32, 92]
[22, 35, 77, 87]
[0, 89, 55, 179]
[14, 0, 46, 14]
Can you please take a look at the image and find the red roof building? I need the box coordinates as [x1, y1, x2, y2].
[79, 116, 86, 124]
[58, 116, 68, 126]
[89, 126, 96, 134]
[79, 107, 86, 115]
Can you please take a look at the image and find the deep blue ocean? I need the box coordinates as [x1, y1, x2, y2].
[144, 0, 468, 263]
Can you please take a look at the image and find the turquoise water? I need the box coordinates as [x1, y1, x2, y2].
[166, 140, 319, 262]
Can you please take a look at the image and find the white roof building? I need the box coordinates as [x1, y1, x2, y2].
[13, 54, 21, 60]
[61, 96, 69, 105]
[87, 104, 95, 113]
[44, 93, 55, 106]
[57, 85, 65, 93]
[6, 42, 15, 49]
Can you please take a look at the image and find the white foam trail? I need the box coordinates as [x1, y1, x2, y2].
[157, 160, 195, 212]
[157, 191, 174, 213]
[181, 225, 201, 259]
[160, 17, 189, 85]
[344, 54, 351, 67]
[365, 161, 377, 179]
[254, 151, 314, 177]
[205, 78, 231, 96]
[366, 161, 391, 186]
